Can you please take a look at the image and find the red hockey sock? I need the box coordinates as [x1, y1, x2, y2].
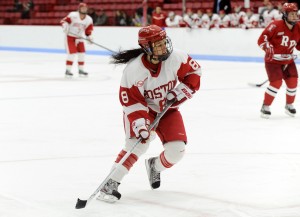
[285, 77, 297, 104]
[263, 80, 282, 105]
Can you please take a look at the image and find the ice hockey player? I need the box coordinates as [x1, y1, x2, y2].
[239, 8, 259, 29]
[60, 3, 93, 77]
[260, 1, 282, 28]
[258, 2, 299, 118]
[97, 25, 201, 202]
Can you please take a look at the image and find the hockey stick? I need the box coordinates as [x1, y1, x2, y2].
[68, 32, 116, 53]
[75, 99, 175, 209]
[248, 54, 297, 88]
[248, 79, 269, 87]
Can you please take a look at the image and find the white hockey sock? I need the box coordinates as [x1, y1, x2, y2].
[110, 164, 129, 183]
[154, 141, 185, 172]
[66, 65, 72, 71]
[154, 155, 167, 172]
[66, 54, 75, 71]
[78, 53, 85, 71]
[78, 64, 84, 71]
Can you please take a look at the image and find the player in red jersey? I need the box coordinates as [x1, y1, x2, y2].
[257, 2, 299, 118]
[97, 25, 201, 203]
[151, 6, 167, 27]
[60, 3, 93, 77]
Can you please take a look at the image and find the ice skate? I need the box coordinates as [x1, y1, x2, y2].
[65, 70, 73, 78]
[285, 104, 296, 117]
[97, 179, 121, 203]
[145, 157, 161, 189]
[79, 69, 88, 77]
[260, 104, 271, 119]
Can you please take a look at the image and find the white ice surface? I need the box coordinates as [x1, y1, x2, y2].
[1, 51, 300, 217]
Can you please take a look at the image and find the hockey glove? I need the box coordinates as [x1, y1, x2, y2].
[166, 83, 194, 107]
[262, 42, 274, 61]
[62, 22, 69, 34]
[132, 118, 150, 143]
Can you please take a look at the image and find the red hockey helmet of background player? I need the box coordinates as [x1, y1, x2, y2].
[138, 25, 173, 61]
[78, 3, 88, 14]
[282, 2, 298, 25]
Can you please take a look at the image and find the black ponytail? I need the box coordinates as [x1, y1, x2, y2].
[110, 48, 144, 64]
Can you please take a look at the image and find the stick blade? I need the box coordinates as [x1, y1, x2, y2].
[75, 198, 87, 209]
[248, 82, 262, 88]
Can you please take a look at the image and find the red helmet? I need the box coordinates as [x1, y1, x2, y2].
[282, 2, 298, 13]
[138, 25, 166, 47]
[138, 25, 173, 61]
[282, 3, 298, 25]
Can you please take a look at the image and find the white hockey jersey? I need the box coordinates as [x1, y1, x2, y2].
[119, 49, 201, 133]
[230, 11, 246, 28]
[61, 11, 93, 38]
[191, 13, 202, 28]
[201, 14, 212, 29]
[261, 9, 281, 27]
[210, 14, 231, 29]
[183, 14, 193, 27]
[242, 14, 259, 28]
[165, 15, 183, 27]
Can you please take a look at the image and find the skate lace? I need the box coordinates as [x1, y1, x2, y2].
[148, 158, 160, 184]
[152, 170, 160, 182]
[103, 179, 119, 193]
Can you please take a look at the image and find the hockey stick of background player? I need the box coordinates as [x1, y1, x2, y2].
[68, 32, 116, 54]
[75, 99, 175, 209]
[248, 79, 269, 87]
[248, 54, 298, 87]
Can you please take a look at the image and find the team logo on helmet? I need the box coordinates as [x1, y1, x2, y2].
[138, 25, 166, 45]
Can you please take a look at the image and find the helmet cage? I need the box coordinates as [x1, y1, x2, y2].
[140, 36, 173, 61]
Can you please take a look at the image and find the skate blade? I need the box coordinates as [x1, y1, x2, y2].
[96, 192, 118, 203]
[260, 113, 270, 119]
[79, 74, 88, 77]
[285, 110, 296, 117]
[65, 75, 73, 79]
